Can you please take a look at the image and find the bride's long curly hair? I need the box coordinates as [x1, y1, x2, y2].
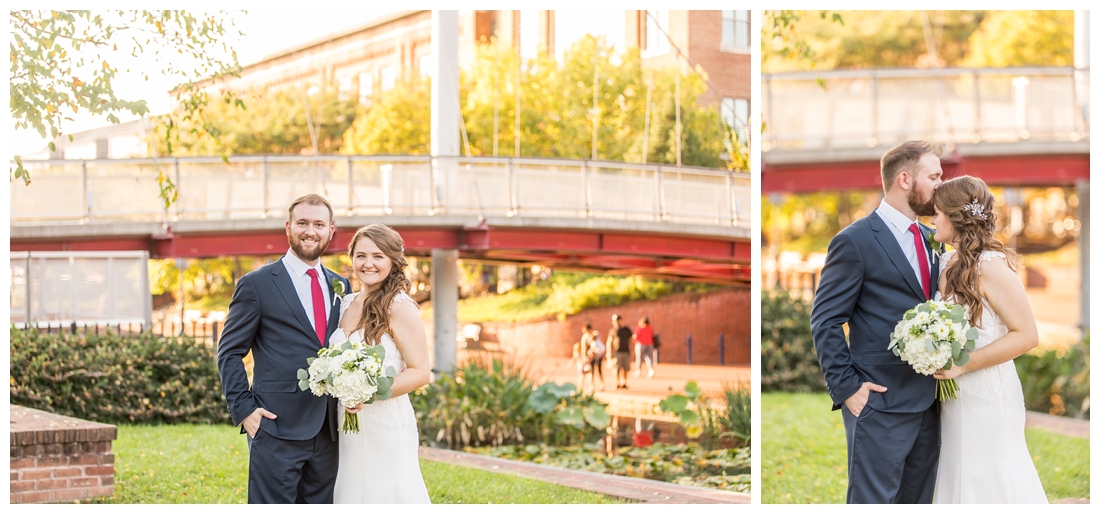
[348, 224, 412, 345]
[934, 176, 1015, 327]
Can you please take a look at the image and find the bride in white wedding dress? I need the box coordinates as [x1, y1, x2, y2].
[929, 177, 1047, 504]
[332, 224, 430, 504]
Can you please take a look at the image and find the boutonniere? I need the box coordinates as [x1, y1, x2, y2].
[926, 230, 944, 263]
[331, 278, 346, 306]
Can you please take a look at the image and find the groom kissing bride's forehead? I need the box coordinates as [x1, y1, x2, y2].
[810, 140, 944, 504]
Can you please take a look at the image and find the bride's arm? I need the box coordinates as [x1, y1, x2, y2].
[934, 255, 1038, 379]
[386, 298, 431, 398]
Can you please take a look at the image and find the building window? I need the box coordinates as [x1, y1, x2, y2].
[63, 142, 97, 160]
[380, 66, 395, 92]
[338, 76, 353, 101]
[722, 10, 750, 50]
[358, 73, 373, 106]
[418, 54, 433, 79]
[108, 135, 146, 159]
[644, 10, 669, 56]
[722, 97, 749, 140]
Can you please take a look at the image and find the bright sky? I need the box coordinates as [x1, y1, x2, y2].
[9, 8, 626, 156]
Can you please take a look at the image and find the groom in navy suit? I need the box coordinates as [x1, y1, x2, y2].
[217, 193, 352, 503]
[811, 140, 944, 503]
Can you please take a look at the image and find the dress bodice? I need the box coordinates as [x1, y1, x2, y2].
[328, 290, 418, 429]
[329, 291, 414, 374]
[934, 250, 1022, 408]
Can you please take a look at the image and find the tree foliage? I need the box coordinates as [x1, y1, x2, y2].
[963, 11, 1074, 67]
[763, 10, 986, 72]
[155, 87, 357, 156]
[9, 10, 244, 205]
[343, 36, 740, 169]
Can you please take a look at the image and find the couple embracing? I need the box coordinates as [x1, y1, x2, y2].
[812, 141, 1048, 504]
[216, 194, 430, 503]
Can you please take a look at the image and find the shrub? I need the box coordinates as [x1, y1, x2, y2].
[1016, 335, 1090, 419]
[410, 356, 609, 449]
[9, 327, 231, 424]
[703, 383, 751, 447]
[760, 290, 826, 392]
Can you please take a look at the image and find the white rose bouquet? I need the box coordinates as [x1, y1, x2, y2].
[888, 300, 978, 402]
[297, 341, 396, 433]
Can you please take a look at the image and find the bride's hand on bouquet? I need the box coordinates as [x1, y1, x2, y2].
[934, 365, 964, 380]
[345, 403, 364, 414]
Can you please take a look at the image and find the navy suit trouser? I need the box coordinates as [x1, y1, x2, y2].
[842, 402, 940, 504]
[246, 414, 338, 504]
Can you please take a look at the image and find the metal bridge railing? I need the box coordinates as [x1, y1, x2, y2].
[10, 156, 750, 228]
[763, 66, 1090, 151]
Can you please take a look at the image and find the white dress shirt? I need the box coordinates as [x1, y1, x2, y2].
[875, 199, 930, 288]
[281, 249, 331, 332]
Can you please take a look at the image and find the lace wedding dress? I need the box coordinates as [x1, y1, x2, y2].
[933, 250, 1047, 504]
[331, 291, 430, 504]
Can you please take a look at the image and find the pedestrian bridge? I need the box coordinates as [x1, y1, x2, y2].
[10, 155, 751, 283]
[762, 66, 1089, 192]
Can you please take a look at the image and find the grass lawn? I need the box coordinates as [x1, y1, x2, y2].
[92, 424, 625, 504]
[761, 392, 1090, 504]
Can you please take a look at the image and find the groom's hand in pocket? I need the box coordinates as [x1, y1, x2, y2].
[244, 407, 278, 438]
[844, 382, 887, 417]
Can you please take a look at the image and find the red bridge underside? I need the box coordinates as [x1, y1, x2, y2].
[11, 227, 751, 284]
[763, 153, 1090, 193]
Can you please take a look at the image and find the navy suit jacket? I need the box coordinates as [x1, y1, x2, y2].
[811, 211, 940, 413]
[217, 257, 351, 441]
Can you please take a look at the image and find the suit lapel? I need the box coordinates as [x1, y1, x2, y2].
[869, 211, 927, 301]
[272, 258, 320, 345]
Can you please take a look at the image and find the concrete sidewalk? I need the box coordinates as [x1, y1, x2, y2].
[418, 446, 750, 504]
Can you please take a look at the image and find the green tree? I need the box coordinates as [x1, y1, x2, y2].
[341, 76, 431, 156]
[343, 37, 737, 169]
[763, 10, 986, 72]
[963, 10, 1074, 67]
[10, 10, 244, 204]
[155, 87, 358, 156]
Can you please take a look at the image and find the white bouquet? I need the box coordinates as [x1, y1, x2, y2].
[888, 300, 978, 402]
[297, 341, 396, 433]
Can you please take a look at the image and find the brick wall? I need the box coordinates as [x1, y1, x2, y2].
[10, 406, 117, 504]
[468, 286, 750, 365]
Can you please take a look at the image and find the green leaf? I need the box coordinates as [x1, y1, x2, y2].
[684, 380, 702, 401]
[582, 405, 610, 429]
[554, 406, 586, 428]
[298, 379, 309, 391]
[658, 394, 689, 414]
[297, 369, 308, 380]
[955, 352, 970, 366]
[966, 327, 979, 341]
[950, 304, 965, 323]
[679, 410, 699, 425]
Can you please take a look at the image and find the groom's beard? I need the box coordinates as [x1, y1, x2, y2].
[291, 233, 331, 262]
[908, 186, 936, 217]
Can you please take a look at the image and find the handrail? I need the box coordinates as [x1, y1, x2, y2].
[10, 155, 750, 228]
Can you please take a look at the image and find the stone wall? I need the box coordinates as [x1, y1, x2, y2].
[10, 406, 117, 504]
[467, 286, 750, 365]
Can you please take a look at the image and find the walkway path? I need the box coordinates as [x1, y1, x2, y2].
[418, 446, 750, 504]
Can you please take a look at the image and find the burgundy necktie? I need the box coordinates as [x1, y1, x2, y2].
[908, 223, 931, 300]
[305, 269, 327, 346]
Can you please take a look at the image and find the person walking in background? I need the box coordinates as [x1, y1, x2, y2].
[608, 314, 632, 389]
[582, 323, 607, 391]
[633, 317, 656, 378]
[570, 326, 594, 393]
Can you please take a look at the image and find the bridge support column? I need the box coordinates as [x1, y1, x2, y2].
[431, 249, 459, 380]
[1078, 179, 1089, 335]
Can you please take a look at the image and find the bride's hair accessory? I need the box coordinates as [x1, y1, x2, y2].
[962, 198, 988, 220]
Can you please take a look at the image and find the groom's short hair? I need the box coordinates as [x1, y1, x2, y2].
[287, 193, 334, 222]
[880, 140, 943, 192]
